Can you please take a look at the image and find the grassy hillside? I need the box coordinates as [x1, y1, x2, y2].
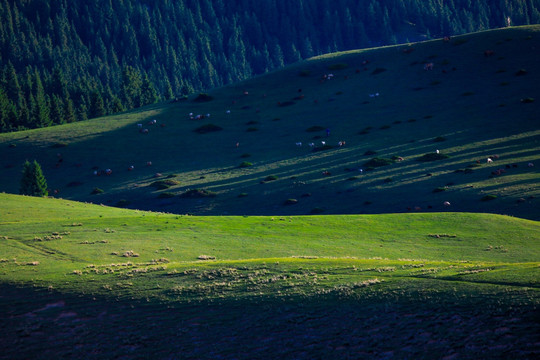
[1, 193, 539, 358]
[1, 26, 539, 220]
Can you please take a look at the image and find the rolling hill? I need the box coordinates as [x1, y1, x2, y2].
[1, 25, 539, 220]
[0, 193, 539, 358]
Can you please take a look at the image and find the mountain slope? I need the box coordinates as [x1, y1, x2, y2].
[1, 26, 539, 219]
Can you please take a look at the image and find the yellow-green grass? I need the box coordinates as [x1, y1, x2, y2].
[1, 26, 539, 220]
[1, 193, 538, 299]
[1, 195, 539, 358]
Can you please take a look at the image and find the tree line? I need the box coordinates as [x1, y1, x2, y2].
[1, 0, 539, 132]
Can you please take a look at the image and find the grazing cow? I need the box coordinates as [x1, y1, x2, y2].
[309, 143, 315, 148]
[322, 170, 331, 176]
[321, 141, 326, 146]
[105, 169, 112, 175]
[128, 165, 134, 171]
[146, 161, 152, 166]
[443, 201, 451, 207]
[484, 50, 495, 57]
[137, 123, 142, 128]
[424, 63, 434, 70]
[528, 162, 534, 167]
[487, 158, 493, 163]
[296, 142, 302, 147]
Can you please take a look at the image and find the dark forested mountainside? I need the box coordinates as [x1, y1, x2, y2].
[1, 0, 539, 132]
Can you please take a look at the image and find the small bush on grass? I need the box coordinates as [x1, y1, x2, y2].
[452, 38, 468, 46]
[116, 199, 130, 207]
[237, 193, 248, 198]
[278, 101, 295, 107]
[310, 207, 324, 214]
[179, 189, 216, 198]
[263, 175, 278, 182]
[198, 255, 216, 260]
[91, 187, 104, 195]
[433, 136, 446, 142]
[433, 187, 447, 193]
[8, 143, 16, 148]
[306, 125, 325, 132]
[515, 69, 527, 76]
[240, 153, 251, 158]
[158, 192, 176, 199]
[380, 124, 391, 130]
[363, 157, 394, 168]
[193, 93, 213, 102]
[383, 177, 393, 183]
[239, 161, 252, 168]
[246, 127, 258, 132]
[51, 142, 68, 148]
[481, 195, 497, 201]
[151, 179, 180, 190]
[284, 198, 298, 205]
[122, 250, 139, 257]
[521, 97, 534, 103]
[298, 70, 311, 77]
[194, 124, 223, 134]
[312, 144, 334, 152]
[371, 67, 387, 75]
[67, 181, 83, 187]
[417, 153, 450, 162]
[328, 63, 348, 70]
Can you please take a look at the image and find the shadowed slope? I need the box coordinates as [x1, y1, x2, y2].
[0, 26, 539, 219]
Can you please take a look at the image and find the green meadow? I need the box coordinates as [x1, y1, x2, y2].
[1, 193, 539, 358]
[1, 26, 539, 359]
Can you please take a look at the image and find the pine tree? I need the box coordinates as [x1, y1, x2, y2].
[89, 90, 105, 118]
[140, 74, 158, 106]
[120, 65, 142, 109]
[63, 98, 75, 123]
[19, 159, 48, 197]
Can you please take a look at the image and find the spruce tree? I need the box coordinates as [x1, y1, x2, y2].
[89, 90, 105, 118]
[20, 160, 48, 197]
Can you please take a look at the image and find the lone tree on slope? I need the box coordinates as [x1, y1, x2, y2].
[20, 160, 48, 197]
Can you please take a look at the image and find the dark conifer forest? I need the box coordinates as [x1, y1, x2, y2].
[1, 0, 539, 132]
